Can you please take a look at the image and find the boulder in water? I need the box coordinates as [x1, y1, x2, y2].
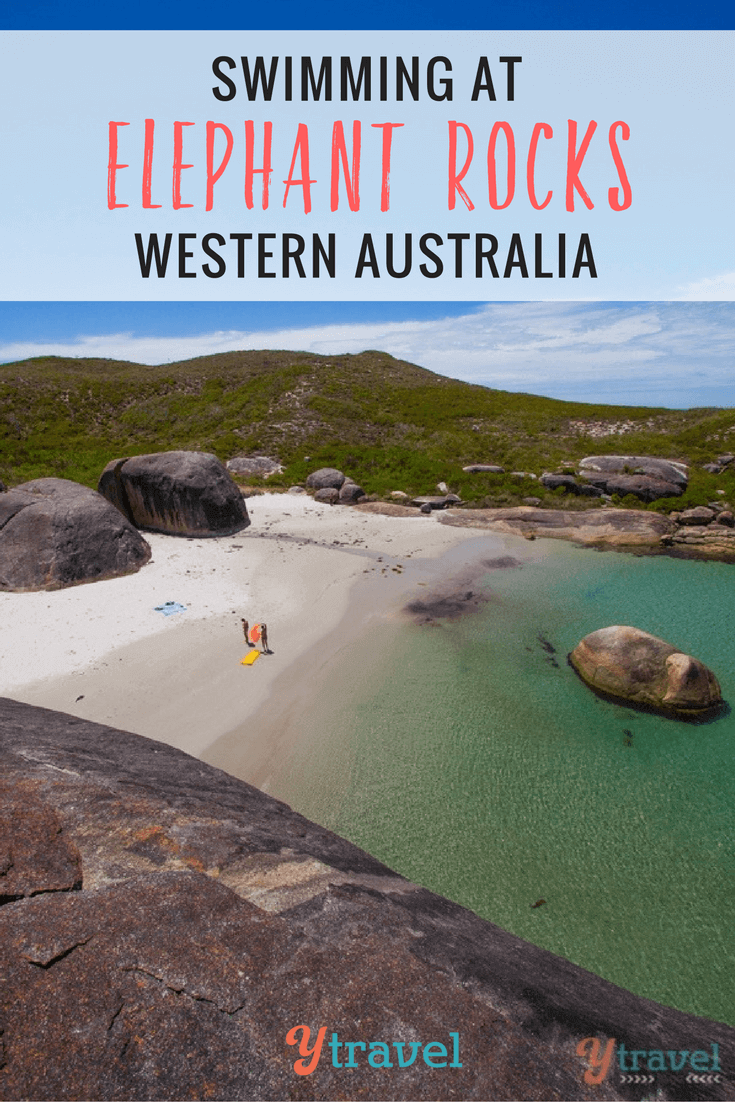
[569, 626, 723, 717]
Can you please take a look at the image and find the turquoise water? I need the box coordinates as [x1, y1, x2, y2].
[274, 541, 735, 1026]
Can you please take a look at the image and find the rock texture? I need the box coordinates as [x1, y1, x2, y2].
[0, 478, 151, 592]
[338, 480, 366, 503]
[0, 698, 733, 1101]
[579, 455, 688, 485]
[703, 454, 735, 475]
[305, 468, 346, 491]
[678, 507, 716, 526]
[569, 627, 723, 717]
[438, 506, 676, 547]
[226, 456, 283, 479]
[540, 474, 603, 497]
[98, 451, 250, 537]
[578, 456, 687, 501]
[411, 494, 462, 510]
[313, 487, 339, 504]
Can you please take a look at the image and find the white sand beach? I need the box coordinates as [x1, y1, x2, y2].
[0, 493, 525, 779]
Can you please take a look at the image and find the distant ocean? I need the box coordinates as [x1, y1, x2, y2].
[270, 539, 735, 1027]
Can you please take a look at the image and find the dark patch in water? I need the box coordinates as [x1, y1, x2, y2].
[405, 590, 490, 622]
[482, 556, 523, 570]
[537, 635, 556, 655]
[403, 559, 500, 624]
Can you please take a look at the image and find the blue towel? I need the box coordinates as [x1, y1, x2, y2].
[154, 601, 187, 616]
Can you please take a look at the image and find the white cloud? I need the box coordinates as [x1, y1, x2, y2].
[677, 272, 735, 300]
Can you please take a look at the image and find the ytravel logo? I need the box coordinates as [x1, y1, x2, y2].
[576, 1037, 723, 1087]
[286, 1025, 462, 1075]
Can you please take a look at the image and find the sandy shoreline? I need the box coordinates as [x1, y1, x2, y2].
[1, 493, 526, 774]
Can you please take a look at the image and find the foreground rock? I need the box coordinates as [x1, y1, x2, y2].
[0, 478, 151, 591]
[0, 698, 732, 1101]
[569, 627, 723, 717]
[99, 451, 250, 537]
[439, 506, 675, 547]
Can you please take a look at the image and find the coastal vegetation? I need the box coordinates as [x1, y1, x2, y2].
[2, 349, 734, 509]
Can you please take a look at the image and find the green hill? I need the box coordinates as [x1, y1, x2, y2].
[1, 349, 733, 510]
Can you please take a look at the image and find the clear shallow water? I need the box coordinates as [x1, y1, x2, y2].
[273, 540, 735, 1026]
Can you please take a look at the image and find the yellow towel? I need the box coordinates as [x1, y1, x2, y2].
[241, 650, 260, 666]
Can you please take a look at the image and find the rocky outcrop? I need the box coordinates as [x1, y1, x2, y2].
[437, 505, 735, 562]
[305, 468, 346, 491]
[661, 503, 735, 559]
[462, 464, 505, 473]
[305, 469, 365, 503]
[540, 474, 603, 497]
[355, 501, 428, 517]
[226, 456, 283, 479]
[0, 697, 733, 1101]
[703, 454, 734, 475]
[411, 494, 462, 510]
[578, 456, 687, 501]
[541, 473, 582, 493]
[569, 627, 723, 717]
[579, 455, 688, 485]
[678, 507, 716, 525]
[588, 474, 684, 502]
[338, 479, 366, 504]
[98, 452, 250, 537]
[0, 478, 151, 592]
[438, 506, 676, 547]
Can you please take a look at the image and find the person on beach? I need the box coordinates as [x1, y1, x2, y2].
[248, 623, 270, 652]
[241, 618, 251, 645]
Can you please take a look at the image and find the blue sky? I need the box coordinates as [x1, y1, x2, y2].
[1, 300, 733, 409]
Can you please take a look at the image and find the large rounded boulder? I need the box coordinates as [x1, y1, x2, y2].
[569, 626, 723, 717]
[99, 451, 250, 537]
[305, 467, 346, 491]
[0, 478, 151, 592]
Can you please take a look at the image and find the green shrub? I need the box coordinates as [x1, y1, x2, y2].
[1, 349, 732, 505]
